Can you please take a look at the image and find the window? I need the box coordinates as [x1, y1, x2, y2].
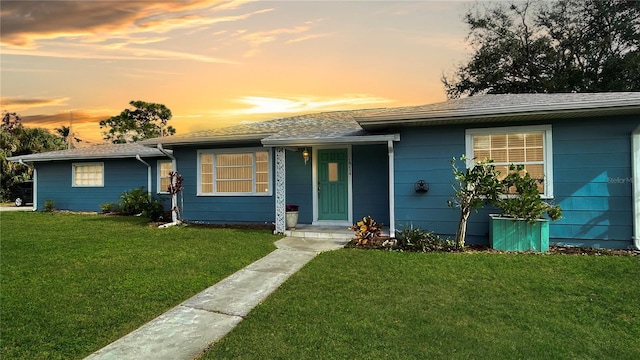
[466, 125, 553, 198]
[158, 160, 173, 193]
[72, 163, 104, 187]
[198, 148, 271, 195]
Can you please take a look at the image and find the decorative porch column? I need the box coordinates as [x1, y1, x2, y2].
[274, 147, 286, 234]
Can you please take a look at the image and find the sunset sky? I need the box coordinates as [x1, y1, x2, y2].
[1, 0, 473, 144]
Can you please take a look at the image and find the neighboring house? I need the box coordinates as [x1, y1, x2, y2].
[9, 93, 640, 249]
[7, 143, 174, 211]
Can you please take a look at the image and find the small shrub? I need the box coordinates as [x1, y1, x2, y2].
[118, 188, 150, 215]
[348, 216, 383, 247]
[43, 200, 55, 212]
[396, 225, 456, 252]
[100, 202, 116, 213]
[143, 198, 166, 222]
[448, 156, 503, 250]
[494, 164, 562, 223]
[396, 226, 429, 249]
[118, 188, 166, 222]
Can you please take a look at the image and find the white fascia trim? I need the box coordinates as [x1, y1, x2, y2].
[632, 125, 640, 249]
[8, 154, 168, 163]
[465, 124, 554, 199]
[143, 133, 274, 147]
[262, 134, 400, 147]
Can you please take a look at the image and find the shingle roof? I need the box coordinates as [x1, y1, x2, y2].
[12, 93, 638, 162]
[141, 109, 388, 147]
[7, 143, 171, 162]
[355, 92, 640, 128]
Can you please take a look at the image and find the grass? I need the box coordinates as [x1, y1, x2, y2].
[0, 212, 280, 360]
[204, 250, 640, 359]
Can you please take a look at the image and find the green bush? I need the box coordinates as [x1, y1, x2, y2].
[396, 225, 455, 252]
[118, 188, 149, 215]
[142, 198, 166, 222]
[43, 200, 55, 212]
[100, 202, 116, 213]
[118, 188, 166, 222]
[494, 164, 562, 223]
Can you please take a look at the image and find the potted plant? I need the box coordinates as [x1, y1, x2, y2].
[285, 204, 299, 229]
[490, 164, 562, 252]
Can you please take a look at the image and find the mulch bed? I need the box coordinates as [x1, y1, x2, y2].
[465, 244, 639, 256]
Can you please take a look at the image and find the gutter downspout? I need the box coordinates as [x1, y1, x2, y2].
[388, 140, 396, 238]
[632, 126, 640, 250]
[157, 143, 180, 226]
[157, 143, 175, 161]
[18, 159, 36, 211]
[135, 155, 152, 196]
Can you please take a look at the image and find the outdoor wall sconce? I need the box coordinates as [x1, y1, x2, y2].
[414, 179, 429, 193]
[302, 148, 310, 165]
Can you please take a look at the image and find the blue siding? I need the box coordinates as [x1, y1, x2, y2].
[169, 144, 389, 226]
[551, 116, 636, 248]
[352, 144, 389, 225]
[393, 116, 637, 249]
[394, 126, 467, 239]
[285, 148, 313, 224]
[35, 158, 162, 212]
[173, 146, 275, 225]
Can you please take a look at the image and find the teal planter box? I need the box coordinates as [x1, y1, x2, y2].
[489, 215, 549, 252]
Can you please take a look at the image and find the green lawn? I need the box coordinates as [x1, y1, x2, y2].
[0, 212, 280, 360]
[204, 250, 640, 359]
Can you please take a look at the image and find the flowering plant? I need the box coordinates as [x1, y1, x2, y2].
[349, 216, 382, 246]
[285, 204, 299, 212]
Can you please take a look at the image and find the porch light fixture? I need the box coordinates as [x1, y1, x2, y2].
[302, 148, 310, 165]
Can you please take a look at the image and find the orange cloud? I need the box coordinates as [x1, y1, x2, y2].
[20, 110, 113, 144]
[2, 42, 239, 64]
[0, 97, 69, 111]
[0, 0, 263, 49]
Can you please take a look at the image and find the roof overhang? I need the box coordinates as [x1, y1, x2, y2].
[141, 133, 273, 148]
[356, 100, 640, 130]
[261, 134, 400, 147]
[7, 152, 170, 163]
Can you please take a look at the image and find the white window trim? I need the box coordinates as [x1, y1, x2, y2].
[72, 162, 104, 187]
[465, 124, 554, 199]
[157, 160, 173, 194]
[197, 147, 272, 196]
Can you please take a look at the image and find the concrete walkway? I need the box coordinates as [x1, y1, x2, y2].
[84, 236, 348, 360]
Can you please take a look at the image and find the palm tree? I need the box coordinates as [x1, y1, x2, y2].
[55, 125, 72, 149]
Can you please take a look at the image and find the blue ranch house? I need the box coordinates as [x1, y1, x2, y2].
[9, 93, 640, 250]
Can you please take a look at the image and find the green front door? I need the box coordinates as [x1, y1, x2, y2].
[317, 148, 349, 221]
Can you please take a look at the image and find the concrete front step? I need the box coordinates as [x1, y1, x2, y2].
[275, 237, 350, 252]
[284, 225, 354, 240]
